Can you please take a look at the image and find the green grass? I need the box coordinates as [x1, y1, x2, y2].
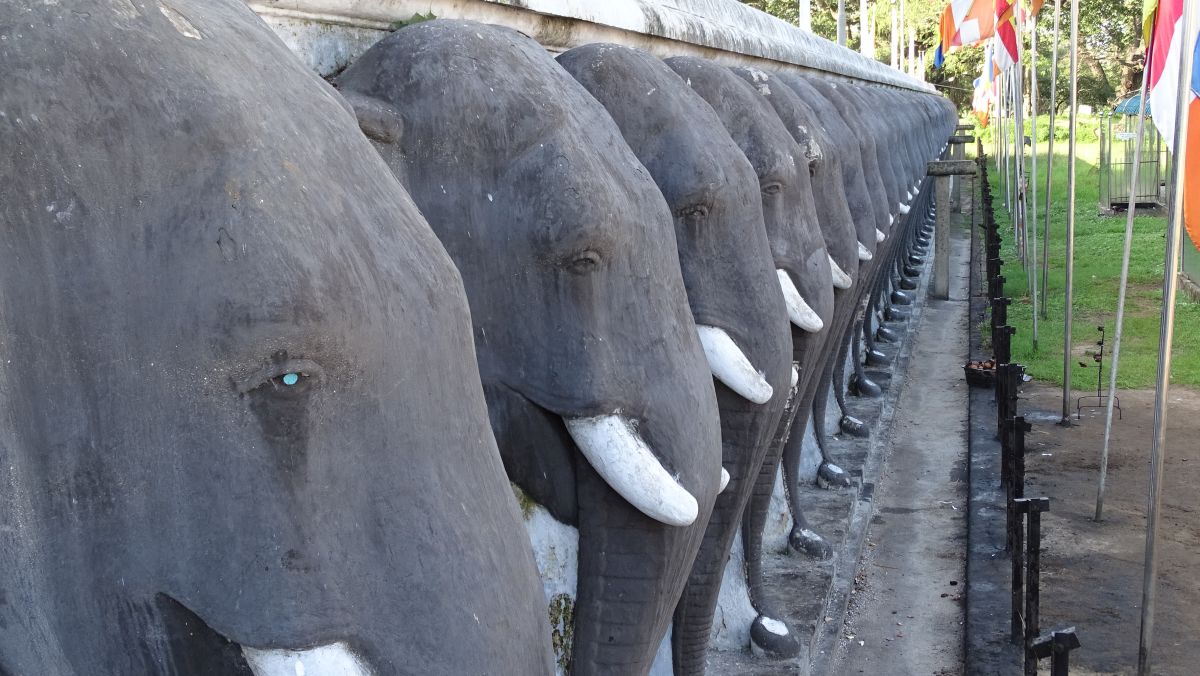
[985, 126, 1200, 390]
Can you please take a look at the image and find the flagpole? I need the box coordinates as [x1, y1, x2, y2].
[1015, 10, 1029, 270]
[1059, 0, 1079, 426]
[837, 0, 847, 45]
[1097, 58, 1152, 522]
[1029, 8, 1040, 348]
[1137, 0, 1195, 670]
[1002, 72, 1009, 212]
[1041, 0, 1062, 319]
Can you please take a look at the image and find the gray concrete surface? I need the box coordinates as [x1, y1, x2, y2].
[828, 219, 971, 675]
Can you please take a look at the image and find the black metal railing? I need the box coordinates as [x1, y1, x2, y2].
[977, 155, 1082, 675]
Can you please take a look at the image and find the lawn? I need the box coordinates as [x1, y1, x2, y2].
[981, 115, 1200, 389]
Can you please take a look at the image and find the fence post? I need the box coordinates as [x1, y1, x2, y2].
[1015, 496, 1051, 674]
[927, 158, 976, 299]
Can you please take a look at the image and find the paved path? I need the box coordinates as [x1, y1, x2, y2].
[830, 221, 971, 675]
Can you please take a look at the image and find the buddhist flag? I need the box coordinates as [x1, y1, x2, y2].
[935, 0, 996, 65]
[1145, 0, 1199, 249]
[972, 43, 999, 126]
[993, 0, 1020, 70]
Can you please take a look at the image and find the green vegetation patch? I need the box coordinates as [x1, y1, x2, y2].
[985, 121, 1200, 389]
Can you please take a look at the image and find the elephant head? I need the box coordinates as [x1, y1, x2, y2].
[795, 76, 894, 242]
[557, 43, 793, 675]
[0, 3, 553, 675]
[336, 21, 722, 675]
[662, 57, 834, 365]
[769, 71, 883, 261]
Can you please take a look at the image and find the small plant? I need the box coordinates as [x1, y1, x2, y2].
[390, 11, 436, 30]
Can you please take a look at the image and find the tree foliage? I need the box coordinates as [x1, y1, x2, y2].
[741, 0, 1147, 111]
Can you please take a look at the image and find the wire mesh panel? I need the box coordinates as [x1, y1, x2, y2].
[1103, 95, 1166, 210]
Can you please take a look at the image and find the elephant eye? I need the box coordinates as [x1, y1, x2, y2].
[270, 371, 309, 389]
[676, 205, 709, 221]
[565, 250, 602, 275]
[236, 356, 323, 397]
[761, 183, 782, 196]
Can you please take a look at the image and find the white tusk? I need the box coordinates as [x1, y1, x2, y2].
[244, 643, 373, 676]
[696, 326, 774, 404]
[791, 363, 800, 388]
[899, 202, 911, 215]
[876, 227, 886, 243]
[906, 189, 914, 200]
[828, 254, 853, 289]
[888, 214, 895, 226]
[777, 269, 824, 333]
[857, 241, 873, 262]
[719, 468, 731, 493]
[565, 414, 700, 527]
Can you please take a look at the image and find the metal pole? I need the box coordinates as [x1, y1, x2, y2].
[1040, 0, 1062, 319]
[799, 0, 813, 32]
[1029, 11, 1040, 346]
[1015, 13, 1028, 269]
[1137, 0, 1195, 670]
[1096, 64, 1151, 522]
[1059, 0, 1079, 425]
[1002, 73, 1011, 212]
[860, 0, 870, 55]
[837, 0, 847, 45]
[890, 4, 898, 68]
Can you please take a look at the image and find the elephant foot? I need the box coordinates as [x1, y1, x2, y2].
[839, 414, 871, 436]
[891, 290, 914, 305]
[817, 462, 852, 489]
[898, 277, 919, 291]
[865, 349, 889, 367]
[749, 615, 803, 658]
[884, 306, 912, 322]
[903, 264, 922, 278]
[789, 526, 834, 559]
[849, 373, 882, 397]
[907, 254, 924, 266]
[876, 325, 900, 343]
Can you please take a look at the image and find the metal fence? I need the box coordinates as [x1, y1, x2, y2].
[1098, 110, 1167, 212]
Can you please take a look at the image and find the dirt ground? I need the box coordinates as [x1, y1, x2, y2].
[1018, 382, 1200, 676]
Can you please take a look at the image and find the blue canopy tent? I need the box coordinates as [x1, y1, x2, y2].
[1112, 92, 1151, 116]
[1099, 92, 1166, 210]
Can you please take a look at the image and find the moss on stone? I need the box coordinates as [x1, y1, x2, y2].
[510, 482, 537, 520]
[389, 12, 436, 31]
[547, 593, 575, 672]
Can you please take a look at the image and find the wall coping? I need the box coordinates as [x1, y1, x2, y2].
[249, 0, 936, 93]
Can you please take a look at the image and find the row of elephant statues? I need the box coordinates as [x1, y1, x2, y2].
[0, 2, 956, 675]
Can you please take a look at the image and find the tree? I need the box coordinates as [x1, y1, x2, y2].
[741, 0, 1146, 112]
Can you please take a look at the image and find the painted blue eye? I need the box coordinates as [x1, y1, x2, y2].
[281, 373, 300, 386]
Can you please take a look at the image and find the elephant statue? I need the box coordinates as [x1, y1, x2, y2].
[557, 43, 793, 676]
[799, 77, 913, 368]
[768, 72, 889, 427]
[0, 3, 554, 675]
[662, 55, 838, 659]
[336, 21, 723, 676]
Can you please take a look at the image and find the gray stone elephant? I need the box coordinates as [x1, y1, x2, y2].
[0, 3, 554, 675]
[336, 21, 723, 676]
[556, 43, 794, 676]
[662, 55, 840, 660]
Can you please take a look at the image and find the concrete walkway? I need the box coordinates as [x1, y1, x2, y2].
[829, 220, 971, 675]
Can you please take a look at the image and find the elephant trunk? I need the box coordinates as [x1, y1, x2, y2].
[672, 389, 783, 675]
[572, 465, 707, 676]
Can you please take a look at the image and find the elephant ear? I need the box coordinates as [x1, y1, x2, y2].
[338, 89, 404, 145]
